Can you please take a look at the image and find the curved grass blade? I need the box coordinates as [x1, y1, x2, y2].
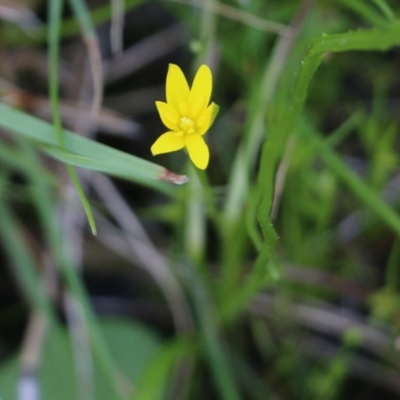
[256, 23, 400, 269]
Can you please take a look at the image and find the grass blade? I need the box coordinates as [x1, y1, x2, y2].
[0, 103, 182, 194]
[48, 0, 97, 234]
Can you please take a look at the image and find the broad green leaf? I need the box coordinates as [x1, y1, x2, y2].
[0, 318, 161, 400]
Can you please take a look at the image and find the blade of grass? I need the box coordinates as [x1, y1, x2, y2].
[48, 0, 66, 149]
[305, 127, 400, 237]
[0, 103, 179, 194]
[0, 178, 55, 322]
[220, 1, 313, 302]
[340, 0, 390, 27]
[18, 138, 128, 400]
[371, 0, 396, 22]
[184, 166, 206, 266]
[223, 0, 313, 226]
[0, 141, 56, 185]
[180, 260, 242, 400]
[256, 22, 400, 265]
[48, 0, 97, 234]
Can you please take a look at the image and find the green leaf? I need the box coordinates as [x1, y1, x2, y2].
[0, 318, 161, 400]
[134, 337, 196, 400]
[0, 103, 181, 194]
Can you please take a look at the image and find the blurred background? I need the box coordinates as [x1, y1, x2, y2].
[1, 0, 400, 399]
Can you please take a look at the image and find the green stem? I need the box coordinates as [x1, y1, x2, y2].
[48, 0, 97, 234]
[183, 262, 242, 400]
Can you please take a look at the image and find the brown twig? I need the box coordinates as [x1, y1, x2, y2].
[91, 173, 194, 333]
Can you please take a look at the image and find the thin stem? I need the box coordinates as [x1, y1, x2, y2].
[48, 0, 97, 234]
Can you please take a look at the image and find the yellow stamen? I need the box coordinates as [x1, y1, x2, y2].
[180, 117, 195, 134]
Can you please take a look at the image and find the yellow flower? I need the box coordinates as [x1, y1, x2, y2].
[151, 64, 219, 170]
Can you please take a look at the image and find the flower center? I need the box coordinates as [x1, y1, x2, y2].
[180, 116, 195, 135]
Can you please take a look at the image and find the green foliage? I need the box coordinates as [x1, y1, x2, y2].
[0, 104, 173, 194]
[0, 318, 160, 400]
[1, 0, 400, 399]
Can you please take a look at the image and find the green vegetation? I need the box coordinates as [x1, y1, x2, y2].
[1, 0, 400, 399]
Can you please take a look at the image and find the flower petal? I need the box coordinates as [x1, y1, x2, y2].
[197, 102, 220, 135]
[151, 132, 185, 155]
[188, 65, 212, 118]
[185, 134, 209, 170]
[156, 101, 180, 131]
[166, 64, 190, 113]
